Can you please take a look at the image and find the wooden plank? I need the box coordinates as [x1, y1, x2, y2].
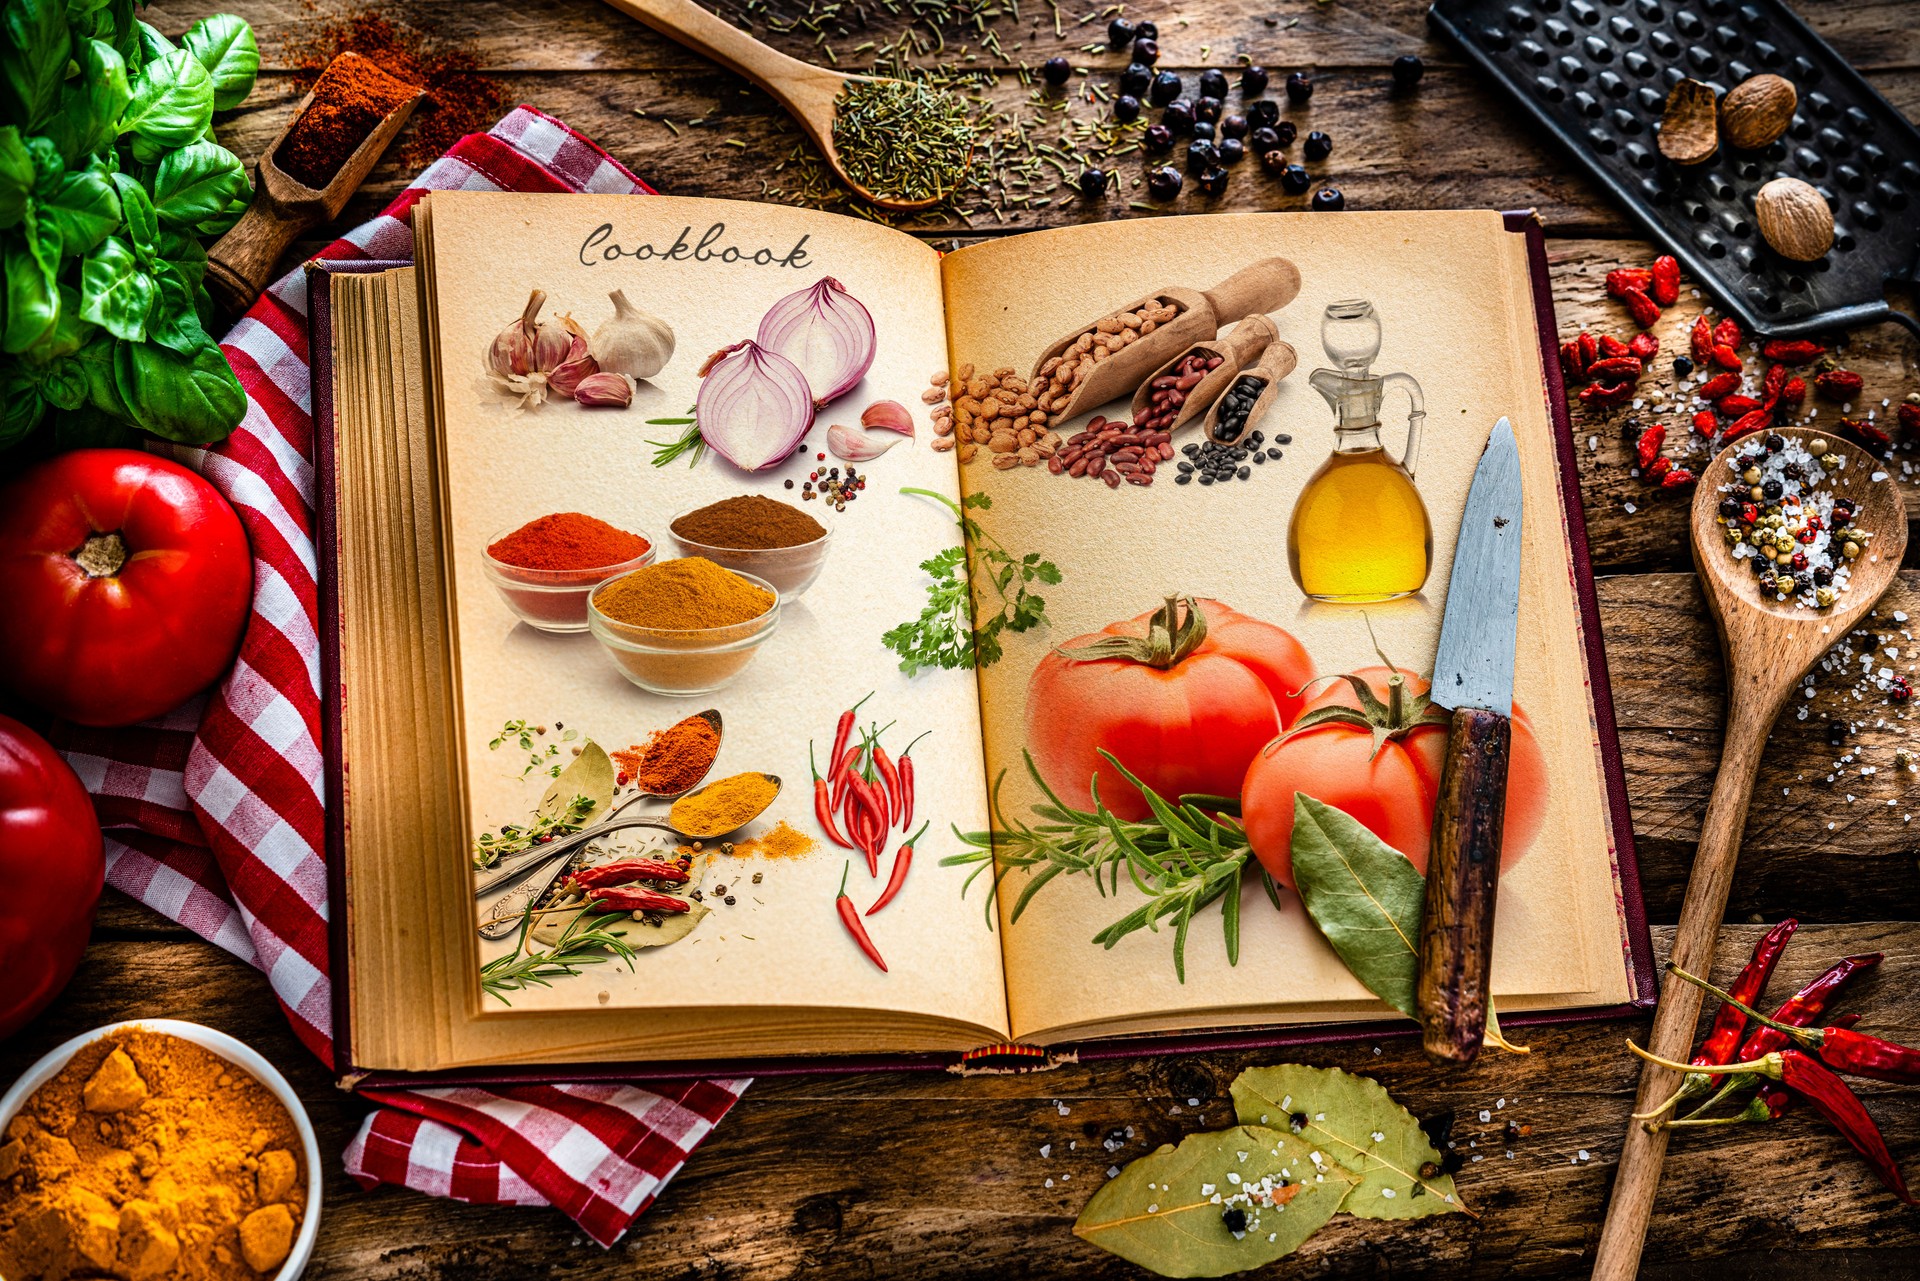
[4, 922, 1917, 1278]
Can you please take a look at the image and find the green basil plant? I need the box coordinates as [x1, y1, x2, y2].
[1, 1, 258, 459]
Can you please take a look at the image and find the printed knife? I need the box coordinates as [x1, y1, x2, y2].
[1415, 416, 1523, 1065]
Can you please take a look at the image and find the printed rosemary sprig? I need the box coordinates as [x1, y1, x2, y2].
[646, 408, 703, 468]
[942, 751, 1277, 982]
[480, 907, 639, 1004]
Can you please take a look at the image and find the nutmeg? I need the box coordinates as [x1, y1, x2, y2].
[1720, 74, 1797, 151]
[1754, 177, 1834, 261]
[1657, 79, 1719, 166]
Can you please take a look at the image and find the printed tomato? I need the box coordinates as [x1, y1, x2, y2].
[0, 449, 251, 727]
[1242, 663, 1549, 886]
[0, 714, 104, 1040]
[1026, 595, 1316, 821]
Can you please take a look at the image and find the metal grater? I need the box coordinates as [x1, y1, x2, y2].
[1429, 0, 1920, 340]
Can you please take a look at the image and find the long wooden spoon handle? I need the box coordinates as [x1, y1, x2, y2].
[1591, 684, 1778, 1280]
[600, 0, 833, 101]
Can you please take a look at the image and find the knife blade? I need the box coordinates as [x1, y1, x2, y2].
[1416, 416, 1524, 1065]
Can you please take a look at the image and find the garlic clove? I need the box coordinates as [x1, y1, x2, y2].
[574, 371, 634, 408]
[548, 319, 598, 398]
[592, 289, 676, 382]
[827, 422, 902, 462]
[859, 399, 915, 437]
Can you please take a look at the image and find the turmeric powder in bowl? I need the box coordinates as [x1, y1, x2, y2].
[0, 1029, 308, 1281]
[588, 559, 782, 697]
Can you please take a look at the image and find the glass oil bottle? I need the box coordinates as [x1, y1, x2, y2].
[1286, 299, 1432, 603]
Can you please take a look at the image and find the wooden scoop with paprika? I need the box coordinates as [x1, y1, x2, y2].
[205, 53, 425, 316]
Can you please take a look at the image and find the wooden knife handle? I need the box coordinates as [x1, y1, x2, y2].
[1416, 705, 1510, 1065]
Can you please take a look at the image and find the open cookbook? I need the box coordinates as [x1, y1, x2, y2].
[313, 192, 1654, 1084]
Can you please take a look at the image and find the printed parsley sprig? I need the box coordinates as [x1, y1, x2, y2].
[941, 751, 1278, 982]
[883, 487, 1060, 674]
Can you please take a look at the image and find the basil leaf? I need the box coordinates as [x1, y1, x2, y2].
[115, 331, 244, 443]
[151, 139, 248, 227]
[155, 226, 206, 288]
[134, 18, 175, 62]
[0, 0, 70, 132]
[0, 127, 31, 230]
[1229, 1064, 1466, 1220]
[70, 327, 129, 417]
[79, 234, 153, 341]
[146, 259, 207, 355]
[110, 171, 156, 263]
[19, 281, 91, 365]
[2, 213, 63, 354]
[1288, 793, 1425, 1018]
[41, 38, 131, 165]
[0, 368, 48, 447]
[119, 48, 214, 149]
[195, 187, 247, 237]
[180, 13, 257, 112]
[24, 135, 64, 197]
[41, 163, 120, 256]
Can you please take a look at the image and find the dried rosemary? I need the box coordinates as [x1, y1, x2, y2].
[831, 78, 983, 202]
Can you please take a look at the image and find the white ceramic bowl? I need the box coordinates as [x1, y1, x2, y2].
[0, 1019, 323, 1280]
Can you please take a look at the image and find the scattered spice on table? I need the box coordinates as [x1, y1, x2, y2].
[612, 713, 721, 795]
[593, 557, 774, 630]
[0, 1030, 307, 1280]
[1179, 428, 1285, 486]
[276, 51, 420, 189]
[801, 463, 866, 509]
[488, 512, 650, 573]
[671, 495, 825, 550]
[670, 771, 780, 837]
[831, 78, 983, 204]
[288, 7, 508, 170]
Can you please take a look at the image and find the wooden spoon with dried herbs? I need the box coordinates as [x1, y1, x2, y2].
[598, 0, 978, 210]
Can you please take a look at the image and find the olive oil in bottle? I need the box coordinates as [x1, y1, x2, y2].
[1287, 300, 1432, 603]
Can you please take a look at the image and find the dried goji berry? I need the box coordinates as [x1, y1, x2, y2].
[1698, 372, 1741, 400]
[1761, 339, 1825, 365]
[1579, 332, 1599, 369]
[1763, 364, 1787, 398]
[1560, 340, 1588, 381]
[1713, 317, 1742, 351]
[1691, 410, 1718, 436]
[1580, 380, 1636, 408]
[1660, 466, 1696, 488]
[1690, 316, 1715, 363]
[1588, 356, 1644, 382]
[1815, 369, 1864, 400]
[1645, 456, 1673, 481]
[1622, 288, 1661, 329]
[1650, 256, 1681, 307]
[1780, 376, 1807, 409]
[1719, 394, 1763, 415]
[1635, 423, 1666, 469]
[1722, 409, 1770, 443]
[1629, 332, 1660, 361]
[1597, 334, 1631, 360]
[1711, 344, 1743, 371]
[1898, 401, 1920, 436]
[1605, 267, 1654, 299]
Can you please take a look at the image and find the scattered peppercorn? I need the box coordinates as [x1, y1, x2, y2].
[1042, 56, 1071, 86]
[1191, 120, 1216, 142]
[1186, 139, 1219, 171]
[1259, 149, 1287, 174]
[1249, 99, 1280, 129]
[1249, 125, 1280, 151]
[1163, 98, 1195, 134]
[1312, 186, 1346, 210]
[1276, 120, 1298, 147]
[1147, 165, 1183, 199]
[1113, 93, 1141, 122]
[1221, 113, 1247, 139]
[1218, 137, 1245, 164]
[1673, 355, 1694, 379]
[1392, 53, 1425, 91]
[1286, 70, 1314, 103]
[1143, 123, 1174, 153]
[1150, 71, 1183, 107]
[1107, 16, 1135, 48]
[1119, 62, 1152, 96]
[1078, 167, 1109, 198]
[1241, 65, 1269, 96]
[1197, 164, 1229, 196]
[1221, 1206, 1248, 1234]
[1199, 69, 1229, 99]
[1279, 164, 1311, 194]
[1131, 36, 1160, 64]
[1304, 129, 1333, 160]
[1194, 96, 1222, 125]
[1135, 20, 1158, 38]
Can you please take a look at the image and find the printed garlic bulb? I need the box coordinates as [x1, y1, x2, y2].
[592, 290, 675, 382]
[487, 289, 545, 378]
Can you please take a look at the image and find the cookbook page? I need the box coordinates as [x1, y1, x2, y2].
[936, 211, 1631, 1043]
[416, 192, 1006, 1036]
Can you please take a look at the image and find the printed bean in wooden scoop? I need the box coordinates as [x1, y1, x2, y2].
[1030, 257, 1301, 426]
[1200, 339, 1299, 444]
[1130, 313, 1280, 434]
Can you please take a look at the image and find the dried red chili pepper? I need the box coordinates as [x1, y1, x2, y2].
[1621, 288, 1661, 329]
[1579, 381, 1635, 408]
[1579, 331, 1599, 369]
[568, 858, 691, 889]
[1710, 344, 1742, 371]
[1649, 256, 1681, 306]
[1659, 467, 1694, 488]
[1762, 363, 1788, 400]
[1898, 402, 1920, 436]
[1634, 423, 1666, 469]
[836, 862, 887, 971]
[1698, 372, 1741, 400]
[1722, 409, 1770, 443]
[1780, 376, 1807, 409]
[1718, 394, 1763, 415]
[1782, 1051, 1917, 1204]
[588, 886, 691, 914]
[1690, 316, 1715, 364]
[1597, 333, 1632, 360]
[1815, 369, 1864, 400]
[1605, 267, 1654, 298]
[1629, 331, 1660, 361]
[1692, 919, 1796, 1074]
[1691, 410, 1718, 436]
[1840, 417, 1893, 454]
[867, 820, 928, 916]
[1761, 339, 1825, 365]
[1560, 340, 1589, 382]
[1713, 317, 1742, 351]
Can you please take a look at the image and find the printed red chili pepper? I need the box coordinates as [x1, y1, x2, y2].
[1605, 267, 1654, 299]
[569, 859, 691, 889]
[1815, 369, 1864, 400]
[872, 743, 902, 827]
[810, 744, 855, 850]
[1713, 317, 1742, 351]
[836, 862, 887, 971]
[829, 691, 872, 776]
[1698, 372, 1741, 400]
[1650, 255, 1681, 307]
[867, 820, 929, 916]
[1597, 333, 1632, 360]
[1761, 339, 1825, 365]
[588, 886, 691, 914]
[1635, 423, 1666, 469]
[1622, 287, 1661, 329]
[1690, 316, 1715, 364]
[1629, 332, 1660, 361]
[896, 729, 930, 832]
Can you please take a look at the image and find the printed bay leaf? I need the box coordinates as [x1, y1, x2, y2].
[537, 740, 614, 824]
[1229, 1064, 1466, 1220]
[533, 899, 708, 950]
[1289, 793, 1423, 1017]
[1073, 1125, 1357, 1277]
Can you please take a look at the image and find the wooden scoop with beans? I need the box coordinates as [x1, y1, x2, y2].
[1200, 339, 1300, 444]
[1030, 257, 1300, 426]
[1130, 314, 1281, 434]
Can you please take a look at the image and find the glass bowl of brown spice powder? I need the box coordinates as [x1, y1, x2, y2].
[588, 558, 782, 696]
[667, 496, 832, 600]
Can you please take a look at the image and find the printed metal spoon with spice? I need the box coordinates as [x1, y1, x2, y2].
[1129, 314, 1280, 435]
[1030, 257, 1301, 427]
[205, 53, 425, 316]
[1200, 338, 1301, 446]
[598, 0, 976, 211]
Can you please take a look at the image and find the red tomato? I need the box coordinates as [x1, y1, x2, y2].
[0, 449, 251, 727]
[1026, 596, 1316, 821]
[0, 714, 104, 1040]
[1242, 665, 1549, 886]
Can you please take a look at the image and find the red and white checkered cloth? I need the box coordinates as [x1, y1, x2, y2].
[47, 106, 747, 1248]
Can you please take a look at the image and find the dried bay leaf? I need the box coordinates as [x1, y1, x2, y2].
[533, 899, 710, 950]
[538, 740, 615, 824]
[1073, 1125, 1357, 1277]
[1229, 1064, 1466, 1220]
[1289, 794, 1423, 1017]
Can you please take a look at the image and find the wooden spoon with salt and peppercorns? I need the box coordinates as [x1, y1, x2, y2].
[1594, 426, 1906, 1281]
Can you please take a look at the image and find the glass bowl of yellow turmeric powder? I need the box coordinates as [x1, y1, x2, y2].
[0, 1019, 322, 1281]
[588, 557, 782, 696]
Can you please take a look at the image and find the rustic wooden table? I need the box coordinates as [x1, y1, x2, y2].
[13, 0, 1920, 1275]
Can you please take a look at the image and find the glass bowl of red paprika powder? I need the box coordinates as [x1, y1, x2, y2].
[481, 513, 655, 633]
